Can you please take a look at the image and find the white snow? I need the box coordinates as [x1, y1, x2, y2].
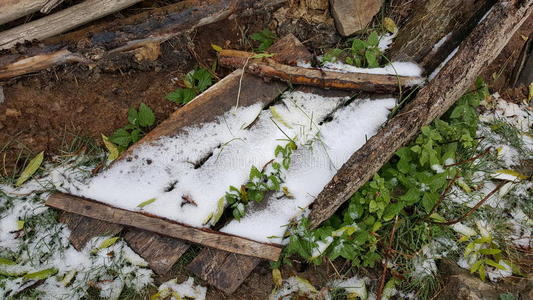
[221, 97, 396, 242]
[432, 33, 451, 52]
[320, 61, 423, 79]
[156, 277, 207, 300]
[378, 33, 396, 51]
[428, 47, 458, 80]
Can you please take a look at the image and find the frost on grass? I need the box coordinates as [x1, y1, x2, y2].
[0, 176, 154, 299]
[58, 90, 395, 243]
[154, 277, 206, 300]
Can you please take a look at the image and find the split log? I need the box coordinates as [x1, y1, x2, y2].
[47, 193, 282, 261]
[218, 50, 422, 93]
[308, 0, 533, 228]
[0, 0, 143, 51]
[388, 0, 494, 75]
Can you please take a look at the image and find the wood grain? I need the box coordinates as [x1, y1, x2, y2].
[218, 49, 421, 93]
[47, 193, 282, 261]
[0, 0, 143, 50]
[0, 0, 49, 25]
[59, 212, 123, 250]
[187, 248, 261, 294]
[308, 0, 533, 228]
[124, 229, 191, 275]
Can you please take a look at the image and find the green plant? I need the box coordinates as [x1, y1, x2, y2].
[250, 28, 277, 52]
[109, 103, 156, 150]
[283, 78, 489, 272]
[463, 233, 517, 281]
[165, 67, 214, 104]
[322, 31, 383, 68]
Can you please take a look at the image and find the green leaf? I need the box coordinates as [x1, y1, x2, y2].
[250, 53, 275, 59]
[479, 248, 502, 255]
[470, 259, 484, 273]
[127, 107, 138, 125]
[110, 128, 132, 148]
[485, 259, 506, 270]
[0, 258, 15, 265]
[192, 68, 213, 92]
[166, 88, 197, 104]
[422, 192, 439, 213]
[138, 103, 155, 127]
[365, 51, 379, 68]
[367, 31, 379, 47]
[499, 293, 516, 300]
[16, 151, 44, 186]
[101, 134, 120, 161]
[23, 268, 58, 280]
[91, 237, 120, 254]
[251, 29, 277, 52]
[210, 197, 226, 225]
[351, 39, 366, 52]
[211, 44, 223, 52]
[137, 198, 156, 208]
[16, 220, 24, 230]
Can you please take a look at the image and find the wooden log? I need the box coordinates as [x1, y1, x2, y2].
[123, 229, 191, 275]
[387, 0, 494, 75]
[187, 248, 261, 294]
[307, 0, 533, 228]
[0, 49, 90, 80]
[0, 0, 144, 50]
[59, 212, 123, 250]
[0, 0, 49, 25]
[0, 0, 278, 80]
[218, 49, 422, 93]
[47, 193, 283, 261]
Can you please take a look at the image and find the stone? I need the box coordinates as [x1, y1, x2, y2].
[330, 0, 382, 36]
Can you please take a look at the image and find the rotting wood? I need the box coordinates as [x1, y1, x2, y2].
[0, 0, 50, 25]
[387, 0, 494, 75]
[308, 0, 533, 228]
[47, 193, 283, 261]
[187, 248, 261, 294]
[59, 212, 123, 250]
[218, 49, 422, 93]
[123, 229, 191, 275]
[0, 0, 144, 50]
[0, 49, 90, 80]
[0, 0, 283, 80]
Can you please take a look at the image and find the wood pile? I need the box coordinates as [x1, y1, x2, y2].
[0, 0, 531, 295]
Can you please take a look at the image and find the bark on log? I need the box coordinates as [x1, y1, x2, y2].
[47, 193, 283, 261]
[218, 50, 422, 93]
[0, 0, 49, 25]
[0, 0, 143, 50]
[387, 0, 494, 75]
[308, 0, 533, 228]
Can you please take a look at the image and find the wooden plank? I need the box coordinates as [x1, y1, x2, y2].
[308, 0, 533, 228]
[124, 229, 190, 275]
[186, 248, 261, 294]
[59, 212, 123, 250]
[0, 0, 49, 25]
[46, 193, 282, 261]
[0, 0, 143, 50]
[218, 49, 421, 93]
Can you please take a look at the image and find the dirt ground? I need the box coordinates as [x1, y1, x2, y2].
[0, 1, 532, 299]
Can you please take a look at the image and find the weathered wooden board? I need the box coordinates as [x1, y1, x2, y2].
[187, 248, 261, 294]
[308, 0, 533, 228]
[47, 193, 282, 261]
[0, 0, 50, 25]
[59, 212, 123, 250]
[124, 229, 191, 275]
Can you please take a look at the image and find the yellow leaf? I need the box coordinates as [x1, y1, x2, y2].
[23, 268, 58, 280]
[528, 82, 532, 102]
[101, 134, 119, 162]
[211, 44, 223, 52]
[16, 220, 24, 230]
[91, 237, 120, 254]
[137, 198, 156, 208]
[456, 178, 472, 193]
[272, 268, 282, 287]
[295, 276, 317, 292]
[383, 17, 398, 34]
[16, 151, 44, 186]
[61, 270, 77, 286]
[210, 197, 226, 226]
[493, 169, 529, 181]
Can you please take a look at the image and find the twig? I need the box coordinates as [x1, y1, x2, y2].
[424, 172, 460, 219]
[444, 147, 492, 168]
[432, 181, 506, 226]
[377, 216, 400, 300]
[234, 56, 252, 111]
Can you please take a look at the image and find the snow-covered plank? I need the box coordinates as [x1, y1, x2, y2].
[47, 193, 283, 261]
[59, 212, 122, 250]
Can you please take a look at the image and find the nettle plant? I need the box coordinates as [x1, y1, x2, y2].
[205, 141, 296, 225]
[250, 28, 277, 52]
[284, 78, 490, 268]
[166, 67, 214, 104]
[109, 103, 156, 150]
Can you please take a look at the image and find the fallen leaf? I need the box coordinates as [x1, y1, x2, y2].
[16, 152, 44, 187]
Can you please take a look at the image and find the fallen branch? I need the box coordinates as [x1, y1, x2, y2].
[218, 50, 422, 93]
[308, 0, 533, 228]
[0, 0, 53, 25]
[0, 0, 144, 50]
